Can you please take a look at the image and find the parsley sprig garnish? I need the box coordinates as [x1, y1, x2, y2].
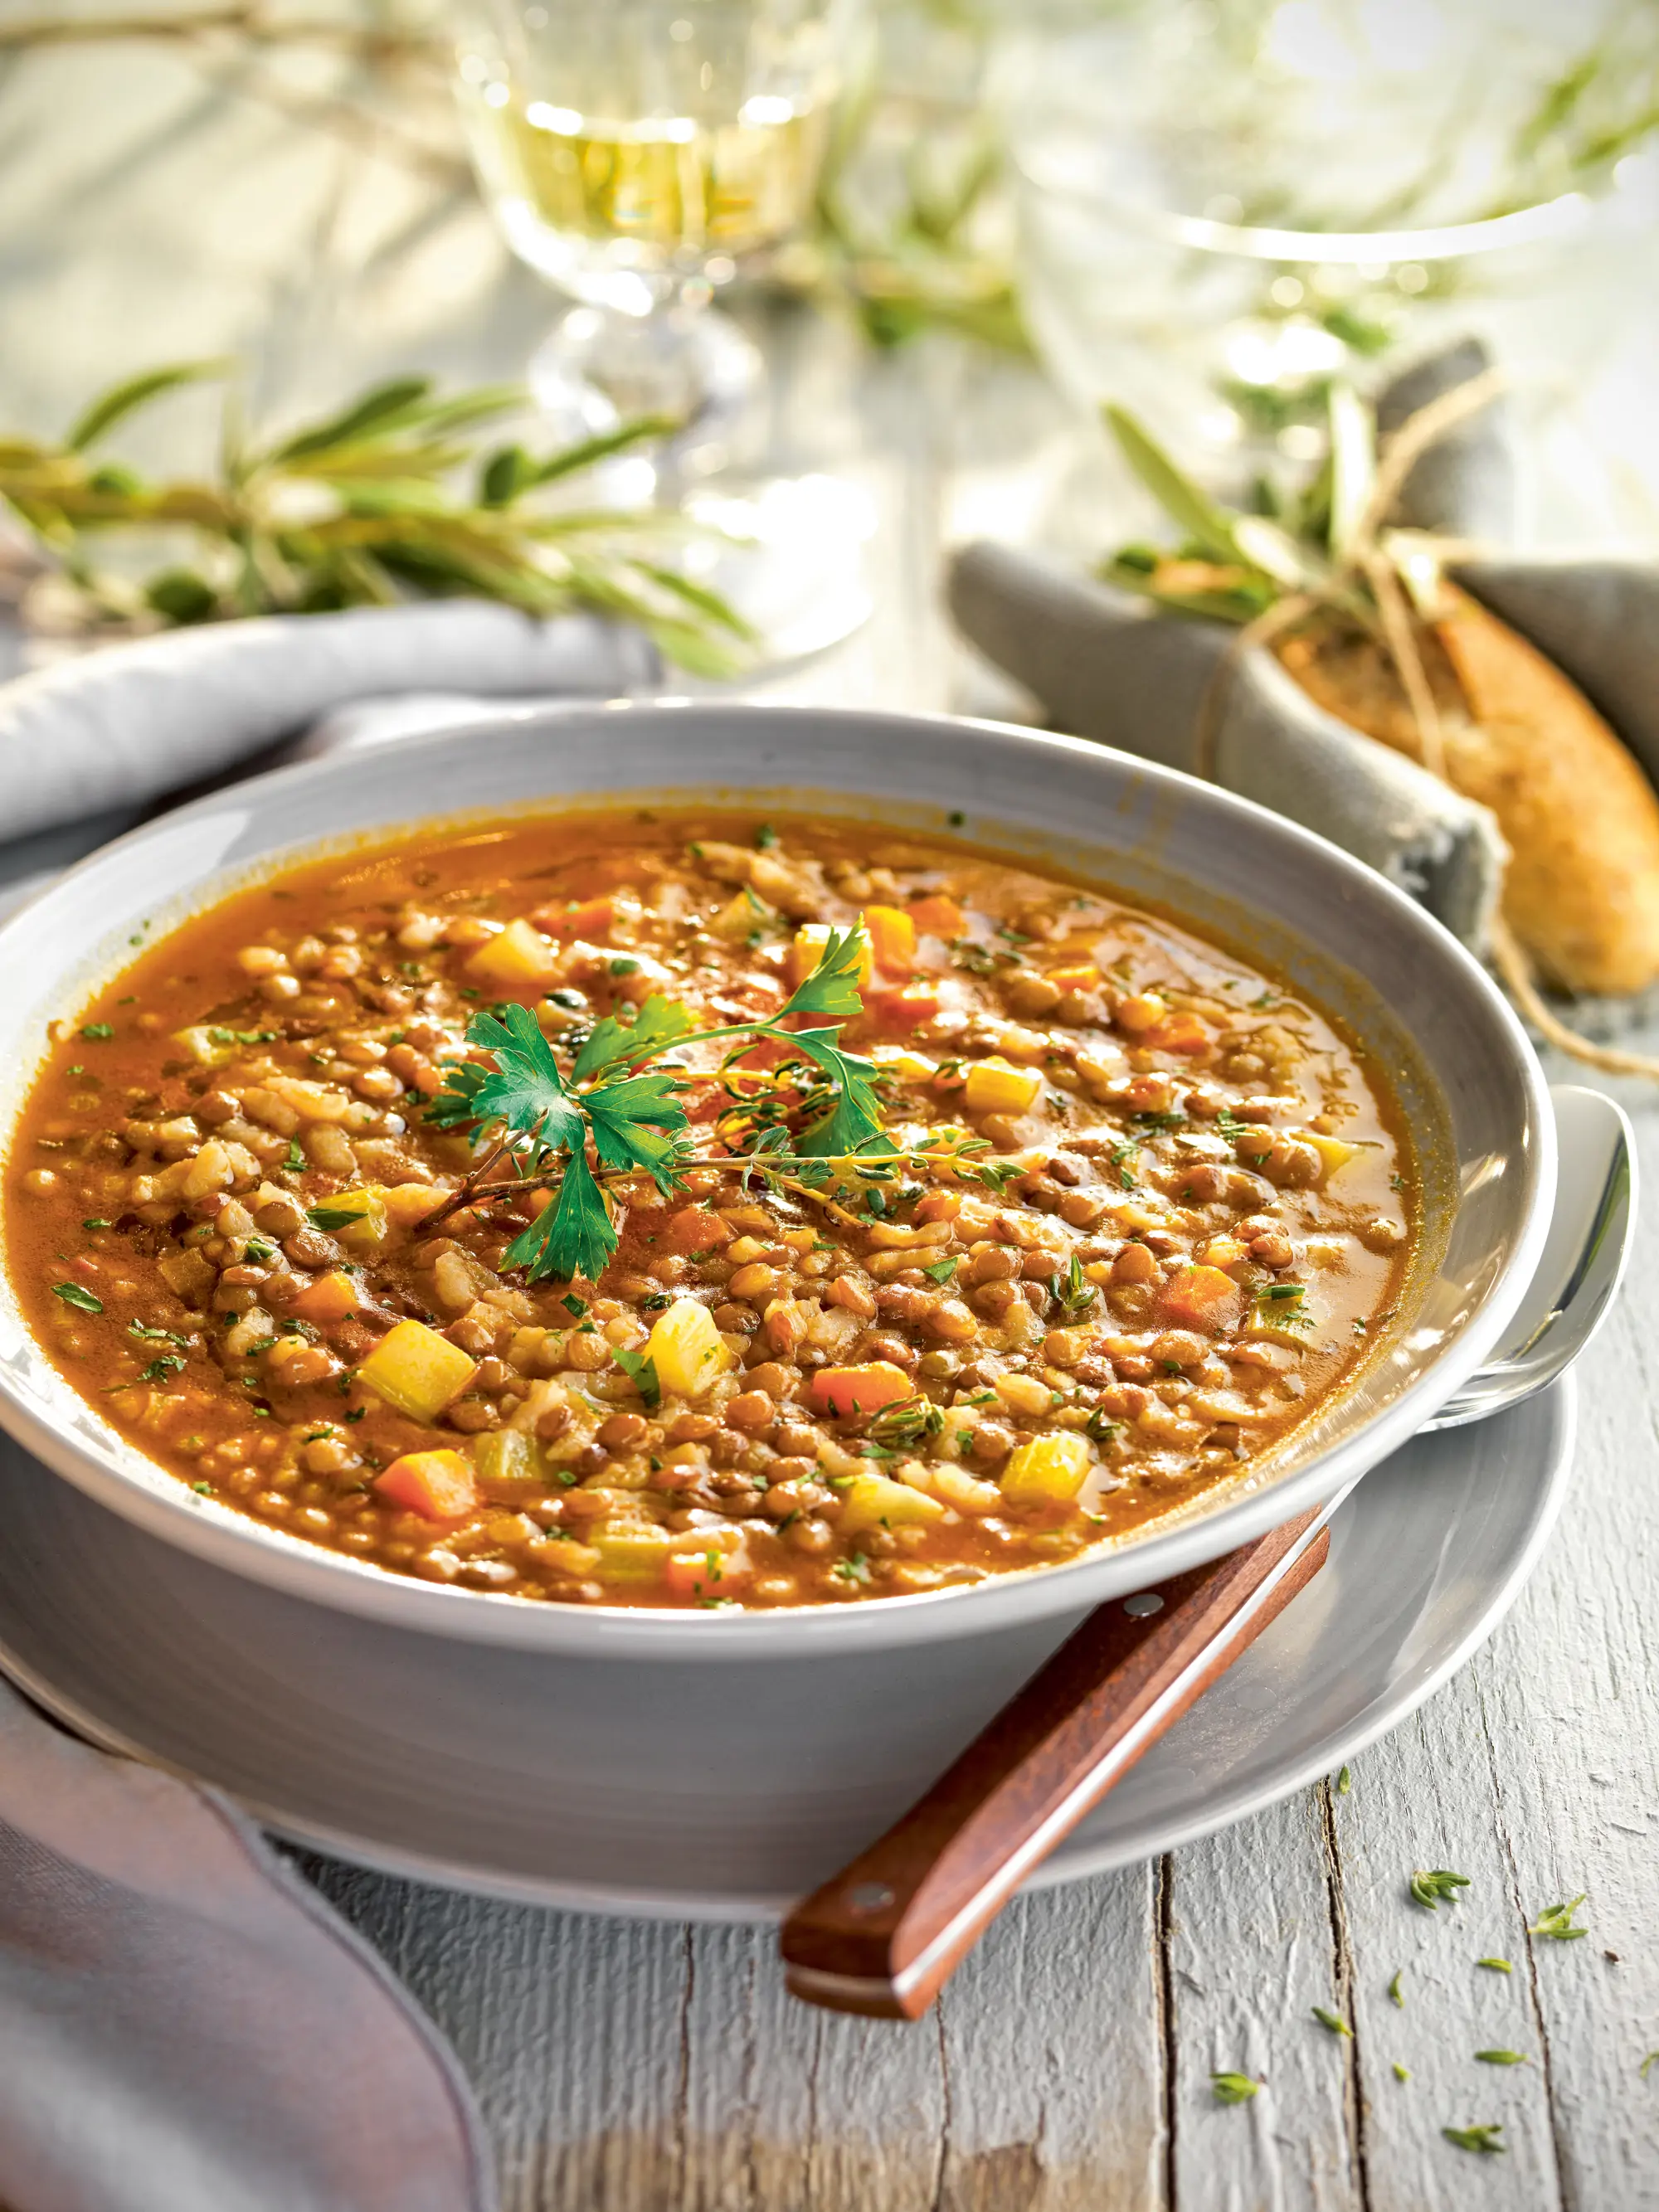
[419, 925, 905, 1284]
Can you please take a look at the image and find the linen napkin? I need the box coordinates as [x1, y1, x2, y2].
[946, 340, 1557, 953]
[0, 1675, 494, 2212]
[0, 597, 659, 846]
[0, 602, 669, 2212]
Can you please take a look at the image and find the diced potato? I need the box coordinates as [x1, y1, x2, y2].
[908, 893, 964, 937]
[158, 1247, 216, 1306]
[470, 1427, 543, 1494]
[646, 1299, 734, 1397]
[864, 904, 917, 975]
[373, 1448, 479, 1522]
[810, 1362, 915, 1418]
[589, 1519, 674, 1585]
[963, 1057, 1043, 1116]
[1199, 1235, 1249, 1269]
[290, 1269, 360, 1325]
[1000, 1432, 1092, 1507]
[467, 916, 561, 990]
[381, 1182, 447, 1231]
[790, 921, 873, 989]
[1304, 1132, 1362, 1179]
[308, 1186, 387, 1252]
[898, 1459, 1001, 1515]
[836, 1471, 948, 1536]
[1160, 1264, 1243, 1334]
[263, 1076, 356, 1125]
[711, 892, 765, 941]
[358, 1318, 477, 1422]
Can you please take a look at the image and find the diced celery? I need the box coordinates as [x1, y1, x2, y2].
[589, 1520, 674, 1584]
[470, 1428, 544, 1495]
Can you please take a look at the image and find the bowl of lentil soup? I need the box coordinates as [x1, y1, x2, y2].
[0, 702, 1554, 1653]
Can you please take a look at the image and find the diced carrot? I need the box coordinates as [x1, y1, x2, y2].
[866, 981, 941, 1028]
[664, 1531, 752, 1597]
[908, 893, 964, 937]
[533, 895, 614, 940]
[1144, 1014, 1212, 1056]
[373, 1448, 479, 1522]
[1160, 1265, 1243, 1333]
[290, 1268, 360, 1325]
[1048, 962, 1099, 993]
[810, 1361, 915, 1418]
[864, 904, 917, 976]
[662, 1205, 732, 1255]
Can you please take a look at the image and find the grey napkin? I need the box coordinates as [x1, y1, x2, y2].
[0, 600, 659, 845]
[946, 339, 1659, 954]
[0, 1677, 494, 2212]
[946, 537, 1507, 945]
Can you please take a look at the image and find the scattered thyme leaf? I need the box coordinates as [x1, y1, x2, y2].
[1528, 1895, 1588, 1941]
[1209, 2072, 1261, 2104]
[1312, 2006, 1352, 2039]
[1388, 1971, 1404, 2008]
[1336, 1764, 1351, 1795]
[1474, 2049, 1528, 2066]
[1410, 1869, 1471, 1911]
[1477, 1957, 1512, 1974]
[1443, 2125, 1505, 2156]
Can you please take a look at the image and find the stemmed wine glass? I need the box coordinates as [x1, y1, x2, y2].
[453, 0, 854, 480]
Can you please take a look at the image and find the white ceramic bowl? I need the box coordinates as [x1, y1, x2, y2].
[0, 701, 1554, 1657]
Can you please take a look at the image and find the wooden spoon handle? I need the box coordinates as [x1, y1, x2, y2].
[781, 1509, 1331, 2019]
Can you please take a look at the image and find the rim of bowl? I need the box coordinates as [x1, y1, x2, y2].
[0, 698, 1554, 1657]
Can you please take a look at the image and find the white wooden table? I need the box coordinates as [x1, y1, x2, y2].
[2, 27, 1657, 2205]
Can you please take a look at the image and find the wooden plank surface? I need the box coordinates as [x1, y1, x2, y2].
[4, 27, 1659, 2206]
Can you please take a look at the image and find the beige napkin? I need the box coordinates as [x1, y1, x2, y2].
[945, 338, 1655, 955]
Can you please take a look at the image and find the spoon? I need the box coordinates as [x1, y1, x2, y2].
[781, 1084, 1634, 2019]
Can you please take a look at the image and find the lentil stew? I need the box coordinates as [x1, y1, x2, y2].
[5, 810, 1414, 1609]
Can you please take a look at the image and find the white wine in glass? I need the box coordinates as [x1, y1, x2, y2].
[455, 0, 850, 454]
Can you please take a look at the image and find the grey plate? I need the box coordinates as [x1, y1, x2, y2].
[0, 1379, 1573, 1922]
